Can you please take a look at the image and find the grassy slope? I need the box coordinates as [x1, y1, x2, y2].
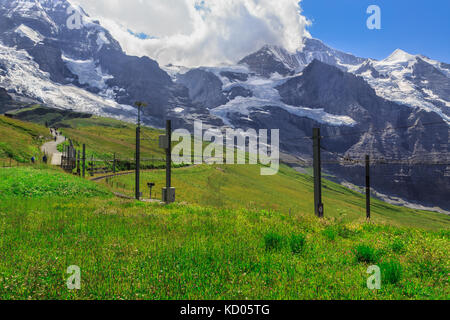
[0, 167, 109, 199]
[58, 117, 165, 160]
[103, 164, 450, 231]
[0, 115, 51, 162]
[0, 167, 448, 300]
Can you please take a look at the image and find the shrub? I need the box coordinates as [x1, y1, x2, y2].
[264, 232, 284, 251]
[354, 245, 379, 264]
[391, 238, 406, 253]
[322, 227, 337, 241]
[437, 229, 450, 239]
[290, 234, 306, 254]
[337, 225, 358, 239]
[381, 260, 403, 284]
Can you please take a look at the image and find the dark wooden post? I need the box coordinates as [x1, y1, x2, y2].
[366, 155, 371, 220]
[113, 153, 116, 174]
[90, 155, 94, 176]
[77, 150, 81, 176]
[82, 144, 86, 178]
[313, 128, 323, 218]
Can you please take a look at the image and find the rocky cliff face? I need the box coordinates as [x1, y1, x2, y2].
[0, 86, 25, 113]
[176, 69, 228, 110]
[0, 87, 11, 101]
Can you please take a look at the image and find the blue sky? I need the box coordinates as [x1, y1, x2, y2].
[302, 0, 450, 63]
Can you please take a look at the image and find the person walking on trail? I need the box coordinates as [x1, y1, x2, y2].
[43, 154, 48, 164]
[31, 156, 35, 164]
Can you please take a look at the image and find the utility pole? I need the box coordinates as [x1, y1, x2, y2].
[366, 155, 371, 220]
[166, 119, 172, 192]
[160, 119, 175, 203]
[134, 102, 147, 201]
[135, 126, 141, 200]
[313, 128, 323, 218]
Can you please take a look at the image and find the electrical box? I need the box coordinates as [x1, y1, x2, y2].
[162, 187, 176, 203]
[318, 203, 324, 217]
[159, 135, 169, 149]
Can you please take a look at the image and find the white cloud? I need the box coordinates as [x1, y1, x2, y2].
[71, 0, 310, 67]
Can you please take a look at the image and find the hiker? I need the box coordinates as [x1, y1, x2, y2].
[31, 156, 35, 164]
[43, 154, 48, 164]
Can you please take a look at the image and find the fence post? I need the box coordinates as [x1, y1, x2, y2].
[82, 144, 86, 178]
[113, 153, 116, 174]
[366, 155, 371, 221]
[313, 128, 323, 218]
[90, 155, 94, 176]
[77, 150, 81, 176]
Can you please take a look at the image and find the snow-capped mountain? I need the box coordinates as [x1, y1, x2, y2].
[350, 50, 450, 123]
[0, 0, 448, 210]
[0, 42, 137, 119]
[238, 38, 365, 77]
[0, 0, 195, 125]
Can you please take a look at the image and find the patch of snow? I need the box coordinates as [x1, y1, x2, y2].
[202, 65, 357, 127]
[422, 88, 450, 107]
[61, 54, 113, 92]
[15, 24, 44, 44]
[341, 181, 450, 215]
[162, 64, 190, 80]
[211, 96, 356, 128]
[96, 32, 110, 50]
[173, 107, 184, 113]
